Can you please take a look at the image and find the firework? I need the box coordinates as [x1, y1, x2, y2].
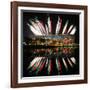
[26, 16, 78, 75]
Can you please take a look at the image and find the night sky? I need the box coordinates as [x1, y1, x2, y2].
[22, 10, 79, 77]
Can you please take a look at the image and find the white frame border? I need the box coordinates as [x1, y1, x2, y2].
[18, 6, 84, 83]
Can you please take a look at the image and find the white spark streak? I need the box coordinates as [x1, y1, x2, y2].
[62, 58, 68, 70]
[56, 58, 59, 70]
[38, 60, 46, 72]
[29, 20, 43, 34]
[47, 17, 52, 34]
[31, 59, 43, 71]
[67, 58, 73, 67]
[55, 58, 61, 74]
[55, 17, 61, 35]
[28, 57, 42, 69]
[34, 58, 42, 67]
[67, 25, 73, 34]
[62, 20, 68, 34]
[45, 24, 49, 35]
[70, 26, 76, 35]
[45, 58, 48, 68]
[70, 57, 76, 64]
[35, 19, 47, 35]
[48, 60, 51, 74]
[27, 23, 43, 36]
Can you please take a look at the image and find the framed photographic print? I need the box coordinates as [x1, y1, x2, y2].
[11, 1, 87, 88]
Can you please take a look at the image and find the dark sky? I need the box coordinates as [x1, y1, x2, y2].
[22, 10, 79, 43]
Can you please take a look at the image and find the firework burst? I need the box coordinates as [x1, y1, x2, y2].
[25, 15, 78, 76]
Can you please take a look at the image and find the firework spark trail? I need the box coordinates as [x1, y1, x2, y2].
[35, 21, 45, 35]
[48, 60, 50, 74]
[55, 58, 62, 74]
[31, 60, 41, 71]
[56, 58, 59, 71]
[55, 17, 61, 35]
[29, 20, 44, 35]
[62, 58, 68, 70]
[28, 57, 41, 68]
[28, 57, 43, 71]
[67, 25, 74, 34]
[27, 23, 43, 36]
[56, 58, 59, 70]
[33, 58, 42, 68]
[39, 60, 46, 71]
[67, 58, 73, 67]
[45, 58, 48, 68]
[62, 20, 69, 34]
[64, 24, 71, 34]
[47, 17, 52, 34]
[70, 57, 76, 64]
[48, 60, 52, 74]
[59, 17, 62, 34]
[36, 59, 46, 74]
[35, 19, 47, 35]
[70, 27, 76, 35]
[31, 58, 44, 72]
[45, 24, 49, 35]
